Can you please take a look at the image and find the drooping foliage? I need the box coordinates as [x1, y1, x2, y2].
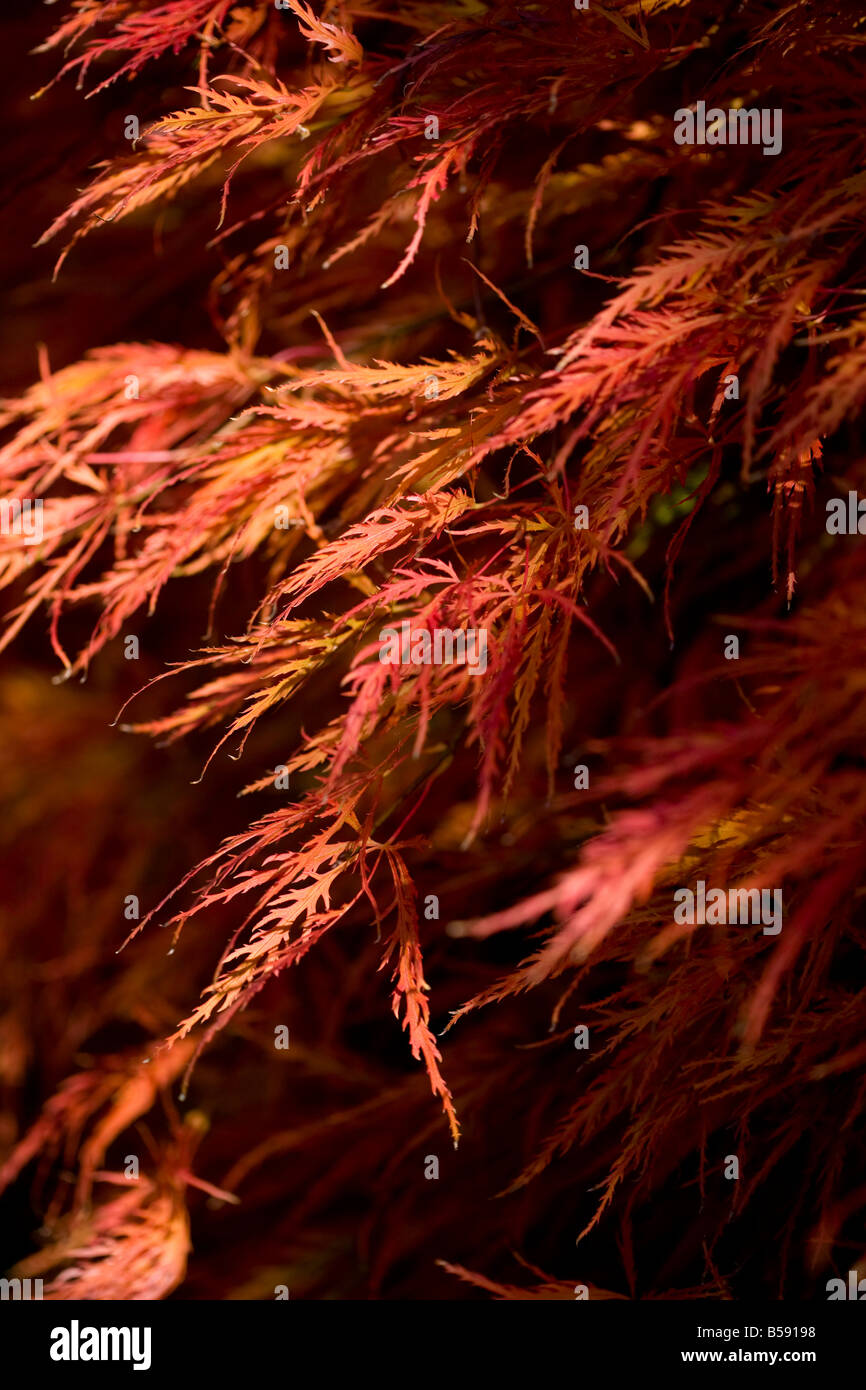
[2, 0, 866, 1298]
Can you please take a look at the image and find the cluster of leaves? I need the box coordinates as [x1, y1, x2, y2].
[2, 0, 866, 1298]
